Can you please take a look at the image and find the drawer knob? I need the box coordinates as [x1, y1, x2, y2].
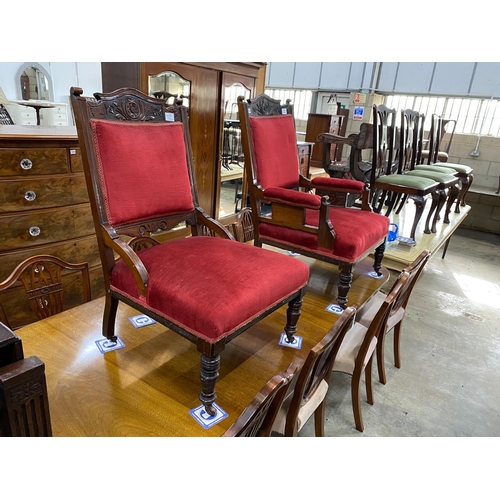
[24, 190, 37, 201]
[20, 158, 33, 170]
[29, 226, 41, 237]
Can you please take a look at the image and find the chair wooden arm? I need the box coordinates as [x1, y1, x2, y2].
[194, 207, 235, 240]
[317, 132, 356, 146]
[102, 225, 149, 297]
[301, 177, 373, 212]
[260, 190, 336, 248]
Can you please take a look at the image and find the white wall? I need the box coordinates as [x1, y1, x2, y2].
[0, 62, 102, 123]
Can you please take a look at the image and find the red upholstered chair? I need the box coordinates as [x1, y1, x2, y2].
[70, 87, 310, 417]
[237, 94, 390, 309]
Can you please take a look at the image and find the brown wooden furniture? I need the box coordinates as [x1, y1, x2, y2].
[403, 113, 460, 229]
[0, 322, 52, 436]
[0, 125, 104, 329]
[0, 255, 91, 330]
[305, 111, 349, 170]
[70, 86, 309, 417]
[414, 114, 474, 213]
[100, 62, 266, 224]
[272, 306, 356, 436]
[370, 106, 441, 243]
[14, 254, 389, 436]
[330, 270, 409, 432]
[296, 141, 314, 179]
[420, 118, 457, 163]
[357, 249, 431, 384]
[238, 93, 390, 309]
[222, 362, 298, 437]
[317, 122, 374, 184]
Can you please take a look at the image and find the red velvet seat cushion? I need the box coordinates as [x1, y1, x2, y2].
[249, 114, 300, 190]
[260, 208, 389, 263]
[110, 237, 310, 343]
[90, 119, 195, 226]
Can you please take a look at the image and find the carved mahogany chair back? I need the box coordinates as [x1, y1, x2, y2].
[222, 362, 298, 437]
[272, 306, 357, 436]
[0, 255, 91, 330]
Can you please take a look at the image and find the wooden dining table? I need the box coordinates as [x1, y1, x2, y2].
[15, 251, 390, 437]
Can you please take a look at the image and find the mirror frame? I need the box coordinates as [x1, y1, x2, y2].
[15, 62, 53, 101]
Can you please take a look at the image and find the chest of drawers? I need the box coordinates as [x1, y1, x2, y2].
[0, 125, 103, 328]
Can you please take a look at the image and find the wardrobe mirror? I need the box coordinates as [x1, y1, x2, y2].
[148, 71, 190, 108]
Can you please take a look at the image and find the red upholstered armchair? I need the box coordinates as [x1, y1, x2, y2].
[237, 94, 389, 308]
[70, 87, 309, 417]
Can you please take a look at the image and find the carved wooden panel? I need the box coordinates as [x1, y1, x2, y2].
[0, 356, 52, 436]
[0, 266, 103, 329]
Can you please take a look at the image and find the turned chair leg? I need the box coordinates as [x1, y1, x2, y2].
[337, 262, 354, 309]
[199, 353, 220, 416]
[283, 292, 305, 343]
[103, 294, 119, 342]
[373, 242, 385, 276]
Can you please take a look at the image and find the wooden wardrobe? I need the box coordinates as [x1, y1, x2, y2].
[101, 62, 266, 224]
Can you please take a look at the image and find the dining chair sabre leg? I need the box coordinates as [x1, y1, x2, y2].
[366, 355, 375, 405]
[103, 295, 119, 342]
[314, 401, 326, 437]
[394, 322, 403, 369]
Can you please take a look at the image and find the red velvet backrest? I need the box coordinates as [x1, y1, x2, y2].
[249, 114, 300, 190]
[90, 119, 195, 226]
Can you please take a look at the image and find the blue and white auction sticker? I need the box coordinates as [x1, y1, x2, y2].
[189, 403, 228, 429]
[129, 314, 156, 328]
[278, 333, 302, 349]
[95, 336, 125, 354]
[366, 271, 385, 279]
[326, 303, 344, 315]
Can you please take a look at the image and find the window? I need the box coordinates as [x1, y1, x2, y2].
[384, 95, 500, 137]
[264, 88, 313, 135]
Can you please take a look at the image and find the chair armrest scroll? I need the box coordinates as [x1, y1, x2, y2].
[102, 225, 149, 297]
[317, 133, 356, 146]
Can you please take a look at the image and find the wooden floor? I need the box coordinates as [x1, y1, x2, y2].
[16, 254, 389, 437]
[381, 200, 471, 271]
